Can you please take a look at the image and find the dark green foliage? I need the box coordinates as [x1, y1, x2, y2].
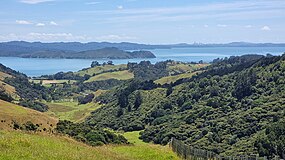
[0, 86, 13, 102]
[56, 120, 128, 146]
[39, 72, 88, 81]
[255, 121, 285, 159]
[24, 121, 39, 131]
[91, 61, 100, 67]
[134, 92, 142, 109]
[19, 99, 49, 112]
[78, 93, 94, 104]
[166, 85, 173, 96]
[87, 54, 285, 156]
[4, 76, 49, 101]
[128, 61, 168, 81]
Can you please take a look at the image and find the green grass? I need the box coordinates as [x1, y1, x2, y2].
[85, 70, 134, 82]
[155, 71, 200, 85]
[30, 80, 77, 87]
[0, 100, 58, 131]
[109, 131, 180, 160]
[76, 64, 127, 76]
[0, 130, 127, 160]
[0, 130, 180, 160]
[46, 102, 101, 122]
[167, 63, 208, 75]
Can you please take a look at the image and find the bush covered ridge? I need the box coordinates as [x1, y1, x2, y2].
[87, 54, 285, 157]
[56, 120, 129, 146]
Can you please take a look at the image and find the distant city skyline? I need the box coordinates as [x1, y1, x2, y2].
[0, 0, 285, 44]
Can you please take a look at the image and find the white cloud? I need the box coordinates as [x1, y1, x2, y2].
[28, 33, 89, 41]
[0, 33, 91, 42]
[217, 24, 228, 27]
[261, 26, 271, 31]
[85, 1, 101, 5]
[20, 0, 54, 4]
[117, 5, 124, 10]
[50, 21, 58, 26]
[96, 34, 137, 41]
[204, 25, 209, 28]
[16, 20, 32, 25]
[36, 23, 45, 27]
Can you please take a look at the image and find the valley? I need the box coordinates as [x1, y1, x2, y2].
[0, 54, 285, 159]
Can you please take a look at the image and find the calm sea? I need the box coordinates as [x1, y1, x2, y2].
[0, 47, 284, 77]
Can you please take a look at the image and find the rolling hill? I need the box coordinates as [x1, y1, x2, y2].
[0, 100, 58, 131]
[0, 130, 179, 160]
[87, 54, 285, 158]
[0, 42, 156, 59]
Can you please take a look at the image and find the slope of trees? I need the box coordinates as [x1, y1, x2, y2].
[86, 54, 285, 157]
[56, 120, 128, 146]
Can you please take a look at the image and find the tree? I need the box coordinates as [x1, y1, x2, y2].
[107, 61, 114, 65]
[117, 108, 124, 117]
[0, 86, 13, 102]
[134, 92, 142, 109]
[255, 121, 285, 159]
[91, 61, 100, 67]
[166, 85, 173, 96]
[118, 92, 128, 108]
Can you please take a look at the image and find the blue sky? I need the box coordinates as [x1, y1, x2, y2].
[0, 0, 284, 44]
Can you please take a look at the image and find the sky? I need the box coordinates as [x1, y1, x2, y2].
[0, 0, 284, 44]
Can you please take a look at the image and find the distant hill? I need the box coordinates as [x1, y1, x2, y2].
[1, 41, 285, 59]
[0, 45, 156, 59]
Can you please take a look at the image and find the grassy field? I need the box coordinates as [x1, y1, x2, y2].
[30, 80, 77, 87]
[0, 71, 18, 98]
[0, 130, 180, 160]
[85, 70, 134, 82]
[155, 71, 200, 85]
[46, 101, 101, 122]
[0, 130, 126, 160]
[167, 63, 208, 75]
[0, 100, 58, 131]
[76, 64, 127, 76]
[0, 71, 12, 80]
[110, 131, 180, 160]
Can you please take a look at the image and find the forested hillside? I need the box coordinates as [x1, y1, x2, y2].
[87, 54, 285, 158]
[1, 54, 284, 158]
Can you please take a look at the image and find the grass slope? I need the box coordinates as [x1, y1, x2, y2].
[111, 131, 179, 160]
[155, 71, 200, 85]
[0, 71, 18, 98]
[0, 100, 58, 131]
[30, 80, 77, 87]
[167, 63, 208, 75]
[0, 130, 180, 160]
[77, 64, 127, 76]
[46, 102, 101, 122]
[85, 70, 134, 82]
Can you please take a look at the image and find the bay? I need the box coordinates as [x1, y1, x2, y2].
[0, 47, 284, 77]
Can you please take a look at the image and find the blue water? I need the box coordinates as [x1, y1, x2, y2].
[0, 47, 284, 77]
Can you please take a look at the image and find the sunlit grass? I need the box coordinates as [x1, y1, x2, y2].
[0, 130, 180, 160]
[46, 101, 101, 122]
[85, 70, 134, 82]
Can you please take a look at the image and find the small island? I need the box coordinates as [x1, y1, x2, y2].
[0, 43, 156, 59]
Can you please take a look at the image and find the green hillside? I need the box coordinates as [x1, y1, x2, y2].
[0, 100, 58, 131]
[85, 70, 134, 82]
[76, 64, 127, 76]
[87, 54, 285, 158]
[155, 71, 200, 85]
[0, 130, 179, 160]
[46, 101, 101, 122]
